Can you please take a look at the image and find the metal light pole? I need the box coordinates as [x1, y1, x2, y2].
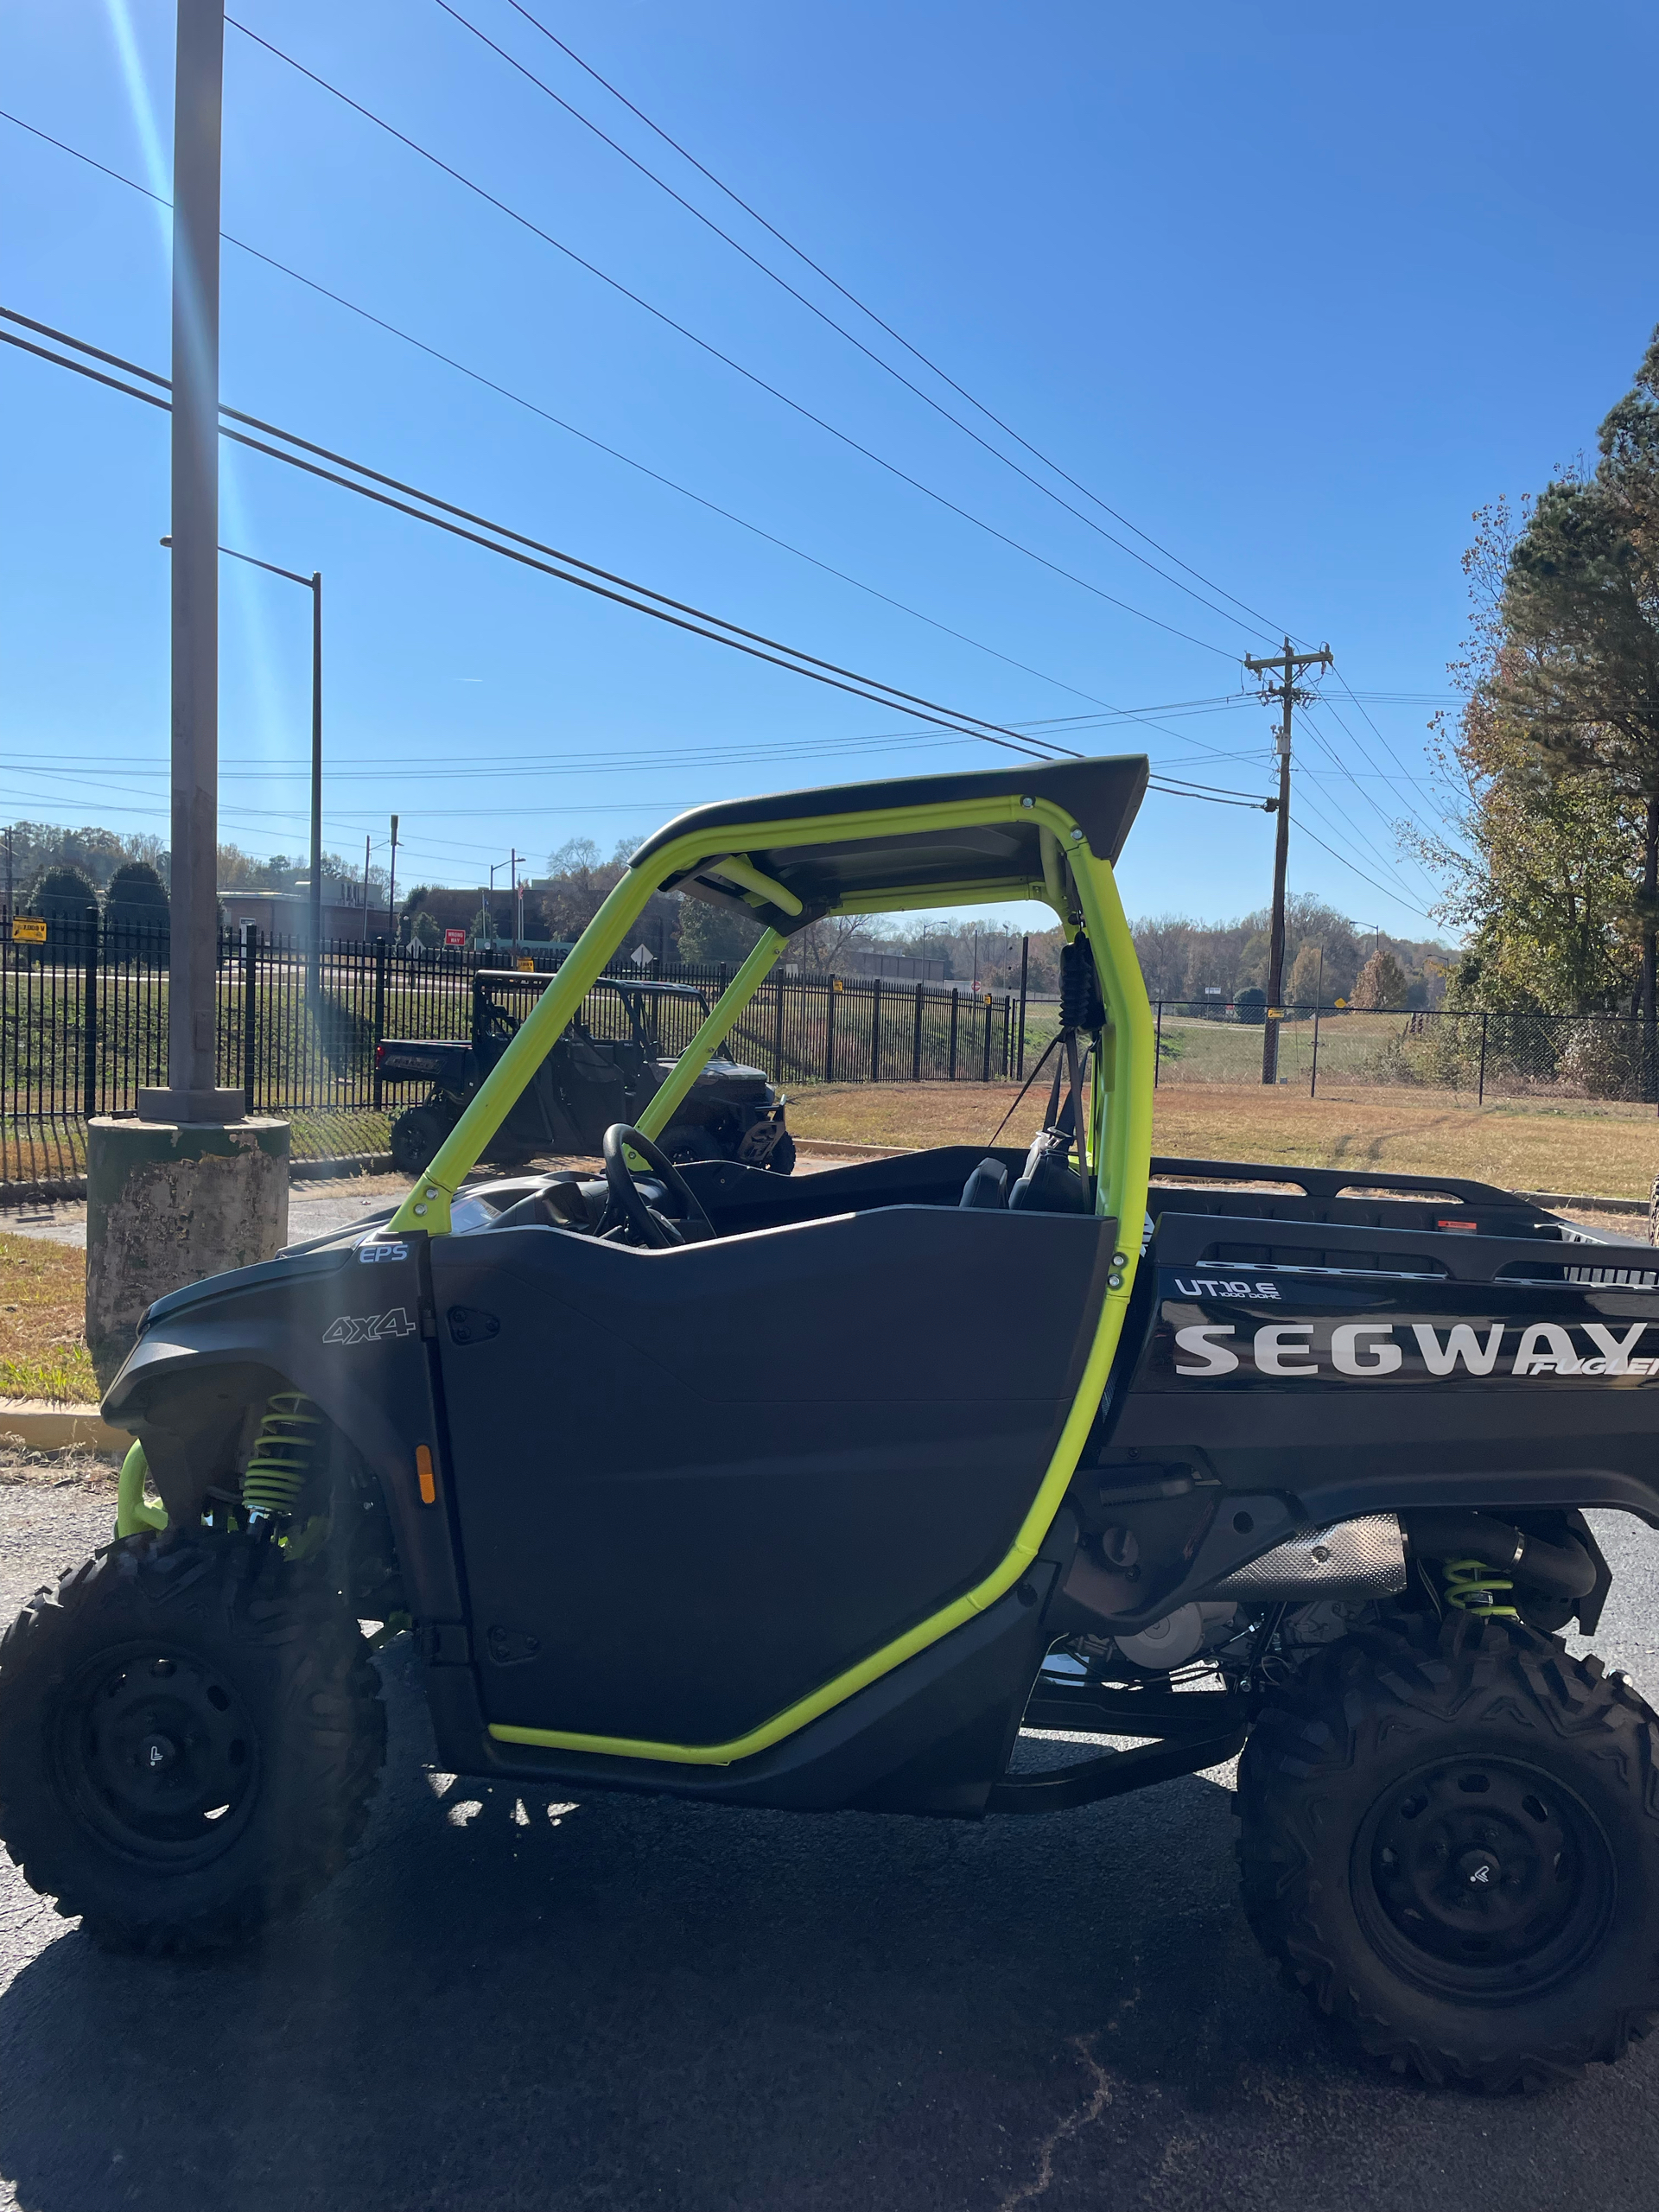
[387, 814, 399, 939]
[163, 538, 321, 987]
[486, 860, 511, 949]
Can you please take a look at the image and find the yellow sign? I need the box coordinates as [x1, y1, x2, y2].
[1334, 996, 1347, 1008]
[515, 956, 535, 972]
[10, 915, 46, 944]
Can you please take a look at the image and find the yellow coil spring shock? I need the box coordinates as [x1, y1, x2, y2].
[1443, 1557, 1519, 1619]
[242, 1391, 323, 1524]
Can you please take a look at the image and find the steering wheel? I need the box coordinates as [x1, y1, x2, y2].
[601, 1124, 716, 1249]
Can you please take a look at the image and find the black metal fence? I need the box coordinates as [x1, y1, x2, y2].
[1152, 1000, 1659, 1109]
[14, 931, 1658, 1191]
[0, 924, 1024, 1184]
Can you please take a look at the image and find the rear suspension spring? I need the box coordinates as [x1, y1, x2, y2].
[1442, 1558, 1519, 1618]
[242, 1391, 323, 1524]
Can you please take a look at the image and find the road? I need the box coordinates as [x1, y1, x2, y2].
[2, 1471, 1658, 2212]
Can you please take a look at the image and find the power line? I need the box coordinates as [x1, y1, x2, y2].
[3, 106, 1268, 766]
[0, 111, 1146, 728]
[1306, 686, 1450, 844]
[1290, 772, 1440, 914]
[223, 18, 1243, 662]
[1147, 784, 1273, 812]
[0, 308, 1072, 762]
[1290, 817, 1440, 924]
[496, 0, 1296, 641]
[434, 0, 1282, 646]
[1292, 715, 1444, 899]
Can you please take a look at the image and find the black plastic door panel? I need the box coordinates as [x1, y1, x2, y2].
[431, 1206, 1110, 1744]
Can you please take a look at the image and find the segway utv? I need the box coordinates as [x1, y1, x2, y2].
[6, 753, 1659, 2094]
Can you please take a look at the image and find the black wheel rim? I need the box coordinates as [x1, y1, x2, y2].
[1352, 1752, 1615, 2004]
[54, 1642, 261, 1867]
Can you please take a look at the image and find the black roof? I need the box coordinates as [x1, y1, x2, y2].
[629, 755, 1148, 933]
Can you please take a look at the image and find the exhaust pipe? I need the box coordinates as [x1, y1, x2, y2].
[1401, 1510, 1596, 1600]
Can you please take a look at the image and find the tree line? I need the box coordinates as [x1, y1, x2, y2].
[1421, 324, 1659, 1017]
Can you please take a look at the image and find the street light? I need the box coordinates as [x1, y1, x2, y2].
[486, 859, 512, 948]
[162, 535, 322, 981]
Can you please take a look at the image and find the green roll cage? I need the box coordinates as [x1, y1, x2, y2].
[383, 774, 1154, 1767]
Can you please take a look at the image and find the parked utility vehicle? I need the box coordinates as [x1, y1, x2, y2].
[4, 755, 1659, 2093]
[378, 969, 792, 1175]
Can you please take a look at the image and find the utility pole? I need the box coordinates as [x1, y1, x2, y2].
[308, 569, 322, 974]
[387, 813, 399, 940]
[154, 0, 233, 1120]
[1242, 635, 1332, 1084]
[89, 0, 292, 1392]
[361, 833, 372, 941]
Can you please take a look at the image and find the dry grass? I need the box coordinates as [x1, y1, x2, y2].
[0, 1234, 96, 1403]
[786, 1083, 1659, 1199]
[0, 1442, 119, 1488]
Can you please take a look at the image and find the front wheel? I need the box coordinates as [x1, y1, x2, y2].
[0, 1529, 385, 1954]
[1238, 1613, 1659, 2090]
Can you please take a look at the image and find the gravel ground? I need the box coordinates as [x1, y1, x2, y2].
[2, 1465, 1659, 2210]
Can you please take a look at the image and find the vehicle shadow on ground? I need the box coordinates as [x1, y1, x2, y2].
[1, 1644, 1656, 2212]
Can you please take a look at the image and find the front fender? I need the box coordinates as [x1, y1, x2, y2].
[103, 1242, 465, 1623]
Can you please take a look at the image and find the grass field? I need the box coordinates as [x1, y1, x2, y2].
[785, 1082, 1659, 1199]
[0, 1235, 95, 1403]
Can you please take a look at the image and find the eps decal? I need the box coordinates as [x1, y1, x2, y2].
[1172, 1318, 1656, 1381]
[358, 1242, 409, 1264]
[322, 1307, 419, 1346]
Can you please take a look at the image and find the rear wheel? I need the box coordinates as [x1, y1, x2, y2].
[0, 1529, 385, 1953]
[389, 1102, 453, 1176]
[661, 1125, 724, 1165]
[1238, 1613, 1659, 2089]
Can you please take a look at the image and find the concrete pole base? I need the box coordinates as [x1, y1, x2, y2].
[86, 1117, 291, 1392]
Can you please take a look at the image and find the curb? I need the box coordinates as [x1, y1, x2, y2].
[0, 1179, 86, 1205]
[292, 1154, 395, 1182]
[0, 1408, 132, 1456]
[791, 1136, 914, 1159]
[0, 1153, 395, 1209]
[1521, 1189, 1648, 1217]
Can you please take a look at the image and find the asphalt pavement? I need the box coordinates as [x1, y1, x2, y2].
[3, 1471, 1659, 2211]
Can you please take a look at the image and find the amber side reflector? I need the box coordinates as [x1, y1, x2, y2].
[1436, 1217, 1478, 1235]
[416, 1445, 437, 1504]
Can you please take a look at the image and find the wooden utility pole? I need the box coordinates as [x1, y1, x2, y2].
[1242, 636, 1332, 1084]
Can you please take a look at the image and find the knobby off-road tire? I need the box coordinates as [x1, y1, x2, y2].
[389, 1103, 451, 1178]
[1237, 1613, 1659, 2091]
[0, 1528, 386, 1955]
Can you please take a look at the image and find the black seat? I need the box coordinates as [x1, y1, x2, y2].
[1008, 1132, 1088, 1215]
[959, 1158, 1009, 1210]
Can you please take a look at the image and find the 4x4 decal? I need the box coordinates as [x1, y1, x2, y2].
[322, 1307, 419, 1346]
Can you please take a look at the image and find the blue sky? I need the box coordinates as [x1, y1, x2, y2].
[3, 0, 1656, 931]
